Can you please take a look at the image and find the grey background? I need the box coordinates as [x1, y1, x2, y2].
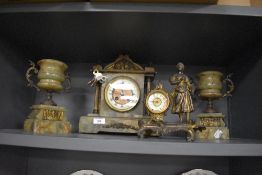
[0, 12, 262, 66]
[0, 8, 262, 175]
[228, 42, 262, 140]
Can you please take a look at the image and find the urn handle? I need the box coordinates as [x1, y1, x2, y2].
[26, 60, 40, 91]
[222, 74, 234, 97]
[64, 72, 71, 92]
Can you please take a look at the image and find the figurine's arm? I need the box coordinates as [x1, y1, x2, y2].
[186, 77, 194, 93]
[169, 74, 177, 85]
[170, 86, 178, 98]
[190, 83, 196, 95]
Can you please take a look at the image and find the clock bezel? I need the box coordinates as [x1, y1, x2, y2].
[145, 89, 170, 114]
[104, 76, 141, 112]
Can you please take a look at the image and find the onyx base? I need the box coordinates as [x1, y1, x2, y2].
[24, 104, 71, 134]
[196, 113, 229, 140]
[24, 119, 71, 134]
[79, 114, 150, 134]
[195, 126, 229, 140]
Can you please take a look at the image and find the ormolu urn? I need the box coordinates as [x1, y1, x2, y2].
[37, 59, 69, 91]
[26, 59, 70, 105]
[197, 71, 234, 113]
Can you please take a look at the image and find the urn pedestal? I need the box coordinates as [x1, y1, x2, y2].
[195, 113, 229, 140]
[24, 105, 71, 134]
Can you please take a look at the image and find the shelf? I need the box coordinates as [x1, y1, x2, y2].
[0, 2, 262, 17]
[0, 129, 262, 156]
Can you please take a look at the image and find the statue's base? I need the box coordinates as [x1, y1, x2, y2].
[138, 122, 205, 142]
[195, 126, 229, 140]
[24, 104, 71, 134]
[196, 113, 229, 140]
[79, 114, 149, 134]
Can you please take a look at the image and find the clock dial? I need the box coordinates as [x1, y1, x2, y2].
[146, 90, 169, 114]
[105, 76, 140, 112]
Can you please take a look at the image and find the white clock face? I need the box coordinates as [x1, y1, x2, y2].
[146, 91, 169, 114]
[105, 76, 140, 112]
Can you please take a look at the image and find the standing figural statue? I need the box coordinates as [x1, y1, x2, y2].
[169, 62, 194, 123]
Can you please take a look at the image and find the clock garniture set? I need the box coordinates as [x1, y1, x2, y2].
[23, 55, 234, 141]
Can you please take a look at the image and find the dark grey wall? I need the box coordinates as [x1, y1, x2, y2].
[230, 157, 262, 175]
[0, 40, 32, 175]
[27, 149, 229, 175]
[0, 40, 35, 129]
[0, 146, 27, 175]
[0, 13, 262, 66]
[228, 42, 262, 139]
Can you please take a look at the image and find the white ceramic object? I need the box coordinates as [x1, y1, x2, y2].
[70, 170, 103, 175]
[182, 169, 217, 175]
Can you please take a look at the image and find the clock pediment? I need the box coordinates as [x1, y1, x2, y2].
[103, 54, 144, 73]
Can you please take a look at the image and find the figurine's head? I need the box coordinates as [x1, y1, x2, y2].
[176, 62, 184, 73]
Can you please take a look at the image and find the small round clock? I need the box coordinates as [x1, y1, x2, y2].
[145, 84, 170, 121]
[104, 76, 140, 112]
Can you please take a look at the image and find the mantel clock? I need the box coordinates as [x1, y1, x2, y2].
[79, 55, 155, 134]
[145, 83, 170, 122]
